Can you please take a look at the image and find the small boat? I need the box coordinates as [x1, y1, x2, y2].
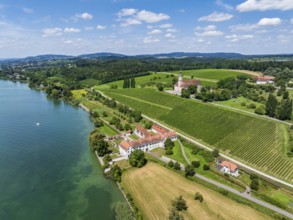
[36, 122, 40, 126]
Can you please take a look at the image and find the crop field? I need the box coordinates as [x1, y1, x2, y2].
[122, 163, 271, 220]
[169, 69, 247, 80]
[103, 88, 293, 183]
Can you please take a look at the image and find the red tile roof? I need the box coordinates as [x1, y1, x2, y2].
[175, 80, 201, 87]
[256, 76, 275, 81]
[152, 124, 169, 134]
[219, 161, 238, 172]
[135, 125, 150, 137]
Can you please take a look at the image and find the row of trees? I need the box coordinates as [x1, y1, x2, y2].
[266, 93, 292, 120]
[123, 78, 136, 88]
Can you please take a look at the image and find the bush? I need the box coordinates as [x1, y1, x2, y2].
[250, 179, 259, 191]
[174, 162, 181, 171]
[165, 148, 174, 155]
[129, 150, 147, 168]
[241, 102, 246, 106]
[191, 160, 200, 168]
[194, 192, 203, 202]
[185, 165, 195, 177]
[255, 105, 265, 115]
[247, 103, 256, 109]
[172, 195, 188, 211]
[191, 147, 200, 155]
[203, 164, 210, 171]
[168, 160, 174, 168]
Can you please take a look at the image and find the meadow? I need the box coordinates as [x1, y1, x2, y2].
[95, 72, 216, 90]
[103, 88, 293, 183]
[122, 163, 271, 220]
[168, 69, 247, 80]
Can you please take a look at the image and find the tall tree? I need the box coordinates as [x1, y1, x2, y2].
[265, 93, 278, 117]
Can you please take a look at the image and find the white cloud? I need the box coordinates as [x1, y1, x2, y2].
[96, 25, 106, 30]
[136, 10, 170, 23]
[160, 23, 173, 28]
[196, 30, 224, 37]
[237, 0, 293, 12]
[121, 18, 142, 27]
[197, 39, 205, 43]
[195, 25, 223, 36]
[166, 28, 177, 33]
[22, 7, 34, 14]
[291, 18, 293, 24]
[195, 25, 217, 31]
[143, 37, 160, 43]
[64, 27, 81, 33]
[165, 33, 175, 38]
[117, 8, 138, 17]
[216, 0, 234, 11]
[76, 12, 93, 20]
[230, 23, 258, 32]
[258, 17, 281, 26]
[42, 28, 62, 37]
[148, 29, 162, 35]
[198, 12, 233, 22]
[225, 34, 254, 42]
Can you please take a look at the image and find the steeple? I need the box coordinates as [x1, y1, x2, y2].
[178, 72, 183, 87]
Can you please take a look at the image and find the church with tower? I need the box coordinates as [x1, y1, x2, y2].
[174, 74, 201, 95]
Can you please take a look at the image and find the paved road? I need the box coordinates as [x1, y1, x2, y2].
[149, 153, 293, 219]
[96, 90, 293, 189]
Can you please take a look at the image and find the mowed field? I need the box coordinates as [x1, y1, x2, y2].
[169, 69, 247, 80]
[103, 88, 293, 183]
[122, 163, 271, 220]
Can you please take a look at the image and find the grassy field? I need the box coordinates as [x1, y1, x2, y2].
[216, 97, 263, 113]
[72, 89, 87, 101]
[95, 72, 216, 90]
[122, 163, 271, 220]
[80, 78, 101, 87]
[169, 69, 247, 80]
[103, 88, 293, 183]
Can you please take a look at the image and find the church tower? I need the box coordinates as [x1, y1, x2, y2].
[178, 73, 183, 87]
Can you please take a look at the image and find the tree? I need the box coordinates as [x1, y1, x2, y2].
[129, 150, 147, 168]
[94, 120, 103, 128]
[250, 179, 259, 191]
[158, 85, 164, 91]
[255, 105, 265, 115]
[266, 93, 278, 117]
[187, 85, 197, 94]
[165, 138, 175, 149]
[95, 139, 110, 157]
[114, 202, 133, 220]
[165, 148, 174, 155]
[283, 91, 289, 99]
[212, 149, 219, 157]
[124, 123, 132, 131]
[181, 89, 190, 98]
[194, 192, 204, 202]
[111, 165, 122, 182]
[172, 195, 188, 211]
[191, 160, 200, 168]
[169, 208, 184, 220]
[185, 165, 195, 177]
[133, 110, 142, 122]
[144, 121, 153, 129]
[174, 162, 181, 170]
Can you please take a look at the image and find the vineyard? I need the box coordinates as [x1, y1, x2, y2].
[169, 69, 247, 80]
[103, 88, 293, 183]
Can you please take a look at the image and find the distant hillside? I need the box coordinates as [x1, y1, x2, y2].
[77, 52, 127, 59]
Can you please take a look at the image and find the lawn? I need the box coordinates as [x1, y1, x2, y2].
[169, 69, 248, 80]
[122, 162, 271, 220]
[99, 124, 119, 136]
[164, 141, 187, 165]
[103, 88, 293, 183]
[80, 78, 101, 87]
[72, 89, 87, 101]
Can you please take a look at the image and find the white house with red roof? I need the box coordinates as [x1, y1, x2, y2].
[174, 74, 201, 95]
[255, 76, 275, 85]
[217, 159, 240, 177]
[119, 124, 177, 157]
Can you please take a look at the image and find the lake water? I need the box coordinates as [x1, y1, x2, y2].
[0, 80, 124, 220]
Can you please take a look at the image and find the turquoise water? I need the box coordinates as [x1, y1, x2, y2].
[0, 80, 124, 220]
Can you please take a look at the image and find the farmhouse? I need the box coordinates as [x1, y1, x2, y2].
[255, 76, 275, 85]
[217, 159, 240, 177]
[174, 74, 201, 95]
[119, 124, 177, 157]
[134, 125, 150, 138]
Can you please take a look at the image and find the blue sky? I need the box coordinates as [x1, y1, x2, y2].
[0, 0, 292, 58]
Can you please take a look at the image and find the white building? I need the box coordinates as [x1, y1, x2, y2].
[217, 159, 240, 177]
[174, 74, 201, 95]
[119, 124, 177, 157]
[256, 76, 275, 85]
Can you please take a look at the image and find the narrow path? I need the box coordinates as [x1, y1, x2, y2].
[178, 139, 191, 165]
[150, 153, 293, 219]
[96, 89, 293, 189]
